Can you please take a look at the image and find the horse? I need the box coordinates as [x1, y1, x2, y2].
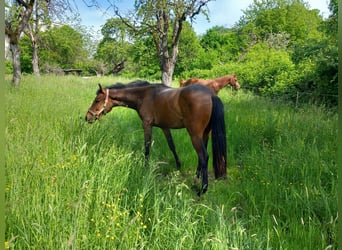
[179, 74, 240, 94]
[85, 80, 227, 196]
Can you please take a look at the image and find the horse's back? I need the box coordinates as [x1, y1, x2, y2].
[183, 78, 206, 86]
[179, 85, 214, 114]
[151, 84, 214, 111]
[181, 84, 215, 97]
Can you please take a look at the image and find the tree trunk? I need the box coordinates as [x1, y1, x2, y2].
[32, 40, 40, 76]
[29, 1, 41, 76]
[157, 8, 184, 87]
[161, 61, 174, 86]
[10, 42, 22, 87]
[5, 0, 35, 86]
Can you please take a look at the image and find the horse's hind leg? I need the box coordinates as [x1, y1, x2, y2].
[162, 128, 181, 169]
[195, 130, 210, 179]
[189, 135, 209, 195]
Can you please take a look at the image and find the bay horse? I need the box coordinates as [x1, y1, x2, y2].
[179, 74, 240, 94]
[85, 80, 227, 195]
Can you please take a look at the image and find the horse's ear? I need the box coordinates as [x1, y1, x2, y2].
[98, 83, 105, 93]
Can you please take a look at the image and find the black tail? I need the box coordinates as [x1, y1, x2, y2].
[210, 95, 227, 179]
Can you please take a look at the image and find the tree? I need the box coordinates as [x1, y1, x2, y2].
[237, 0, 323, 45]
[174, 22, 205, 77]
[128, 34, 161, 79]
[18, 35, 34, 73]
[25, 0, 51, 76]
[200, 26, 241, 64]
[5, 0, 35, 86]
[95, 18, 132, 75]
[325, 0, 337, 39]
[39, 25, 89, 71]
[84, 0, 213, 86]
[5, 0, 80, 85]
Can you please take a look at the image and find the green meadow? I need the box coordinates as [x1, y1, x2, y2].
[5, 75, 337, 249]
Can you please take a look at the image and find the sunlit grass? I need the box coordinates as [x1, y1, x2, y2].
[5, 75, 337, 249]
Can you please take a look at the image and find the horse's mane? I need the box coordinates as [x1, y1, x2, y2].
[97, 80, 152, 94]
[107, 80, 152, 89]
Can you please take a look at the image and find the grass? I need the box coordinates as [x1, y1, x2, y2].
[5, 75, 337, 249]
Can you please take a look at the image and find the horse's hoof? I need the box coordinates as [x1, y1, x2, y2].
[176, 162, 181, 169]
[196, 184, 208, 197]
[202, 184, 208, 194]
[193, 175, 200, 186]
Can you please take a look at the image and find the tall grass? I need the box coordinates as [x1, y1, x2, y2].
[5, 75, 337, 249]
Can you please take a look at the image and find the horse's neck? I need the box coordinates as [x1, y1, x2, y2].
[214, 76, 232, 87]
[110, 87, 150, 109]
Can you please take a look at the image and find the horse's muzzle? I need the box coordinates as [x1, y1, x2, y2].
[85, 112, 97, 123]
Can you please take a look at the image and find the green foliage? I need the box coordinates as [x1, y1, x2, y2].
[127, 36, 161, 79]
[39, 25, 89, 70]
[19, 36, 33, 73]
[95, 39, 127, 70]
[185, 42, 298, 98]
[237, 42, 297, 95]
[180, 0, 337, 106]
[239, 0, 323, 44]
[200, 26, 241, 63]
[175, 23, 208, 76]
[5, 75, 337, 249]
[326, 0, 338, 37]
[292, 36, 338, 105]
[11, 0, 337, 106]
[5, 60, 13, 74]
[94, 18, 133, 75]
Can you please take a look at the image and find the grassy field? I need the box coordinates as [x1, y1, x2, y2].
[5, 75, 337, 249]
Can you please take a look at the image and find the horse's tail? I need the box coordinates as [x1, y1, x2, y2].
[210, 95, 227, 179]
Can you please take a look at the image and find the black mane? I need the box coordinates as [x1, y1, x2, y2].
[108, 80, 152, 89]
[96, 80, 169, 94]
[96, 80, 152, 94]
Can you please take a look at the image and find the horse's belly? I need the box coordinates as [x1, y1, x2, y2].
[154, 113, 184, 129]
[153, 96, 184, 128]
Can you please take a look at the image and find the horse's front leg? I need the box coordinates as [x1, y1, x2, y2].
[162, 128, 181, 169]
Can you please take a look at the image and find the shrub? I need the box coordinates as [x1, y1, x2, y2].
[5, 60, 13, 74]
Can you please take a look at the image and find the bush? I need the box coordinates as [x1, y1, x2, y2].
[5, 60, 13, 74]
[184, 42, 299, 100]
[237, 43, 297, 94]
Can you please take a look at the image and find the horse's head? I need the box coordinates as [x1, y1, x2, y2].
[230, 74, 240, 90]
[85, 84, 115, 123]
[179, 79, 185, 87]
